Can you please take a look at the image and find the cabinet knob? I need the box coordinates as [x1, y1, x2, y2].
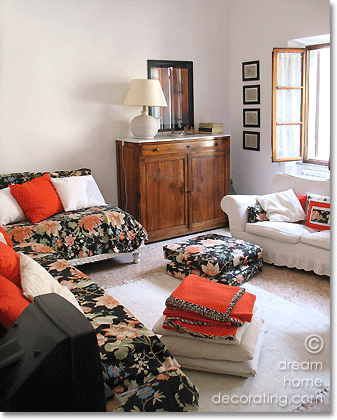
[215, 142, 219, 146]
[186, 145, 191, 149]
[154, 148, 159, 151]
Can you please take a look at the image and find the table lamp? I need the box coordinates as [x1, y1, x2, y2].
[123, 79, 167, 138]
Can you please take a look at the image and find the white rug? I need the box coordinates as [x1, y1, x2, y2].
[104, 274, 330, 413]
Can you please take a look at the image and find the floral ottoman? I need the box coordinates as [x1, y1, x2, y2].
[163, 234, 263, 286]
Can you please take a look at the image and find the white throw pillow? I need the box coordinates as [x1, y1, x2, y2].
[0, 187, 27, 225]
[257, 188, 305, 222]
[50, 175, 106, 211]
[19, 252, 84, 314]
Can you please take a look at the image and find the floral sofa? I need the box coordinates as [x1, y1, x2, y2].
[221, 173, 330, 276]
[0, 169, 199, 411]
[0, 169, 146, 265]
[0, 241, 199, 411]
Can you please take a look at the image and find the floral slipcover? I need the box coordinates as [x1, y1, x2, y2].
[5, 205, 147, 261]
[1, 169, 147, 262]
[13, 243, 199, 412]
[0, 168, 92, 189]
[166, 259, 263, 286]
[164, 234, 263, 286]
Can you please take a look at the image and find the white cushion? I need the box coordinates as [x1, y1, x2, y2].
[257, 189, 305, 222]
[0, 187, 27, 225]
[51, 175, 106, 211]
[160, 315, 263, 362]
[19, 253, 84, 313]
[246, 221, 316, 244]
[174, 328, 266, 378]
[300, 230, 330, 250]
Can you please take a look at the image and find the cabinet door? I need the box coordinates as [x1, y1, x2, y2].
[140, 154, 189, 241]
[189, 150, 229, 230]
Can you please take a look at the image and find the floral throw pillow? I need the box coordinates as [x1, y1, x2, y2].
[305, 193, 330, 230]
[247, 204, 269, 223]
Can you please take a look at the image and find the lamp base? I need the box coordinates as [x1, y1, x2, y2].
[130, 110, 159, 139]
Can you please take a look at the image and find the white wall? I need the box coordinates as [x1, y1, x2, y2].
[228, 0, 330, 194]
[0, 0, 230, 204]
[0, 0, 331, 204]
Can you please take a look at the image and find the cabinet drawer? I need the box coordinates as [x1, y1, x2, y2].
[140, 137, 229, 156]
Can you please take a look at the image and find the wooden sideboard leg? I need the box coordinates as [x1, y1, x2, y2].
[133, 252, 140, 264]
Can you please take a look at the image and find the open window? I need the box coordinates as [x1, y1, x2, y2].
[272, 44, 330, 164]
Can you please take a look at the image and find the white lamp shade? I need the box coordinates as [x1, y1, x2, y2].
[123, 79, 167, 107]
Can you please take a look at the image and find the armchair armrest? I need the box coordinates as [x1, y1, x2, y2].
[221, 195, 257, 237]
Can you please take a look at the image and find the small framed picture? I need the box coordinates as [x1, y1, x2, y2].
[243, 108, 260, 128]
[243, 85, 260, 104]
[242, 60, 260, 81]
[243, 131, 260, 151]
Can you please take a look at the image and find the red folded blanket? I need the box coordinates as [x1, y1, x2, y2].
[164, 274, 256, 326]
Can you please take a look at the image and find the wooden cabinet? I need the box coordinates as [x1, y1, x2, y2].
[116, 134, 230, 242]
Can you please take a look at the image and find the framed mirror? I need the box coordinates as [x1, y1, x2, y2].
[147, 60, 194, 132]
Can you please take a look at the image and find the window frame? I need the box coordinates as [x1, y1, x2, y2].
[272, 48, 306, 163]
[303, 43, 330, 166]
[272, 44, 330, 165]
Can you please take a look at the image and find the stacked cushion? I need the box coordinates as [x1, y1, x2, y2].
[153, 275, 265, 378]
[164, 234, 263, 286]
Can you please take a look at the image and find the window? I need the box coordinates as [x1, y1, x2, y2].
[272, 44, 330, 164]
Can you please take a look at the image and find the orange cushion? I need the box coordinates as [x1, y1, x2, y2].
[0, 242, 21, 286]
[0, 225, 13, 248]
[0, 275, 30, 330]
[296, 195, 307, 211]
[306, 200, 330, 230]
[9, 174, 64, 223]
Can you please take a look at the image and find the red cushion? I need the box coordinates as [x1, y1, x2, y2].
[306, 200, 330, 230]
[0, 242, 21, 286]
[0, 226, 13, 248]
[296, 195, 307, 211]
[0, 275, 30, 330]
[9, 174, 64, 223]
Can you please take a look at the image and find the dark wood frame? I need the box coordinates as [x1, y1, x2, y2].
[242, 60, 260, 81]
[243, 131, 260, 151]
[243, 85, 260, 105]
[147, 60, 194, 132]
[243, 108, 260, 128]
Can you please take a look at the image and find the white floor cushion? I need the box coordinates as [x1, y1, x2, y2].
[160, 315, 263, 362]
[174, 328, 266, 378]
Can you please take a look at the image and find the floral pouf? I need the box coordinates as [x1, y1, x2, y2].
[163, 234, 263, 286]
